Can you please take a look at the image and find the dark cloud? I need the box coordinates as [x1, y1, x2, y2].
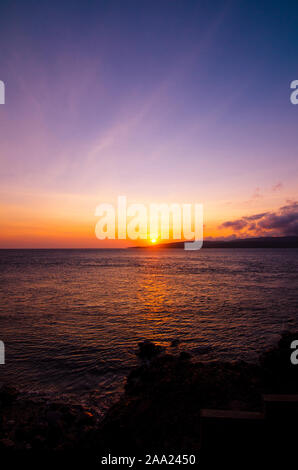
[245, 212, 269, 221]
[219, 202, 298, 236]
[220, 219, 247, 231]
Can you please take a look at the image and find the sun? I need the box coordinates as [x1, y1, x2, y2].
[150, 238, 157, 244]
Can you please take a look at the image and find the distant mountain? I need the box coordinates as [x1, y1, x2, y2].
[132, 236, 298, 249]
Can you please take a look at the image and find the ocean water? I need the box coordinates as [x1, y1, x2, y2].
[0, 248, 298, 411]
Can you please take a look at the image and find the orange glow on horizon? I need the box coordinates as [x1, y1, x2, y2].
[0, 187, 295, 248]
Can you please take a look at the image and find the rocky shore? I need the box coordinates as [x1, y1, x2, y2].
[1, 332, 298, 462]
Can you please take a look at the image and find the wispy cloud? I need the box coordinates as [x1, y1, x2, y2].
[251, 187, 262, 199]
[272, 182, 283, 192]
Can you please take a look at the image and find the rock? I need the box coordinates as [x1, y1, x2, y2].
[31, 435, 46, 450]
[137, 340, 164, 360]
[78, 410, 95, 425]
[260, 330, 298, 392]
[0, 331, 296, 457]
[46, 410, 63, 427]
[0, 438, 15, 448]
[0, 385, 18, 406]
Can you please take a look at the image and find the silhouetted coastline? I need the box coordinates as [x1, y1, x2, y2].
[130, 236, 298, 249]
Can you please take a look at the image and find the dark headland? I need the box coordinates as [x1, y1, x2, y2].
[131, 236, 298, 249]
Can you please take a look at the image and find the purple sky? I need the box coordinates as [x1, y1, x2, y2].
[0, 0, 297, 247]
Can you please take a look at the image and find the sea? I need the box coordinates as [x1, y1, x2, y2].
[1, 248, 298, 413]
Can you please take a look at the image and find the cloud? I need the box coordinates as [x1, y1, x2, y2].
[244, 212, 269, 221]
[220, 219, 248, 231]
[219, 202, 298, 236]
[272, 182, 283, 192]
[251, 187, 262, 199]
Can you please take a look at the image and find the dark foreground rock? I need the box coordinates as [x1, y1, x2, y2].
[0, 389, 97, 452]
[1, 334, 298, 462]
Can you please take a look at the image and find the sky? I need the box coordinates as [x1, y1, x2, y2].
[0, 0, 298, 247]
